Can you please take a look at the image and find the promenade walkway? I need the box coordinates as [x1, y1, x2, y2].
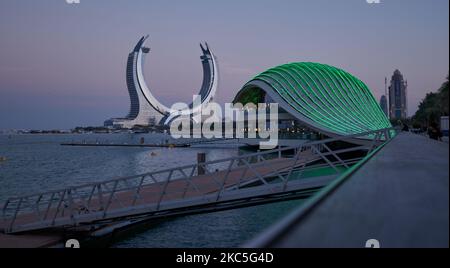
[248, 132, 449, 248]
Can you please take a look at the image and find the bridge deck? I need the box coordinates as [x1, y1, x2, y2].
[1, 156, 314, 226]
[249, 132, 449, 248]
[1, 154, 323, 247]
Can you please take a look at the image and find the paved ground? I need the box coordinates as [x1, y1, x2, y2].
[252, 132, 449, 248]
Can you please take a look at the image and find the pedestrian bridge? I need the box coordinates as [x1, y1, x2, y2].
[1, 128, 394, 237]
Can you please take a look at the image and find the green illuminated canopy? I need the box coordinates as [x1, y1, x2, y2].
[233, 62, 392, 136]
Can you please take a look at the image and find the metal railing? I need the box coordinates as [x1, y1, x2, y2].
[1, 128, 395, 234]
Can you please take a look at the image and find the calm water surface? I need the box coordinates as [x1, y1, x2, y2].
[0, 134, 304, 247]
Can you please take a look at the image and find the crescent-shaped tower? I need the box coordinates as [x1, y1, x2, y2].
[105, 36, 218, 128]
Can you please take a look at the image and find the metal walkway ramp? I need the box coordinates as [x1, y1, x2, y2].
[1, 129, 394, 234]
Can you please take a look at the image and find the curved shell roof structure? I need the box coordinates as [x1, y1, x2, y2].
[234, 62, 391, 137]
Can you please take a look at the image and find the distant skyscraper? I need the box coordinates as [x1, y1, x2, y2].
[388, 69, 408, 119]
[380, 95, 388, 117]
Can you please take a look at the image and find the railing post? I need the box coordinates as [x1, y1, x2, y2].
[43, 193, 55, 221]
[237, 164, 249, 189]
[97, 184, 105, 210]
[132, 176, 146, 206]
[368, 132, 379, 153]
[86, 185, 96, 207]
[67, 189, 76, 224]
[282, 145, 304, 191]
[182, 167, 198, 199]
[156, 170, 173, 210]
[2, 198, 10, 220]
[51, 190, 66, 226]
[8, 198, 22, 233]
[34, 195, 43, 220]
[103, 180, 119, 218]
[215, 159, 235, 202]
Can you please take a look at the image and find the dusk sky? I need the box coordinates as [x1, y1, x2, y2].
[0, 0, 448, 130]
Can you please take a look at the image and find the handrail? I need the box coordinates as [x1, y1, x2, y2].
[2, 127, 394, 201]
[1, 128, 395, 233]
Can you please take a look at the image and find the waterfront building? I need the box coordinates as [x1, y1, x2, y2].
[105, 36, 218, 128]
[233, 62, 392, 141]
